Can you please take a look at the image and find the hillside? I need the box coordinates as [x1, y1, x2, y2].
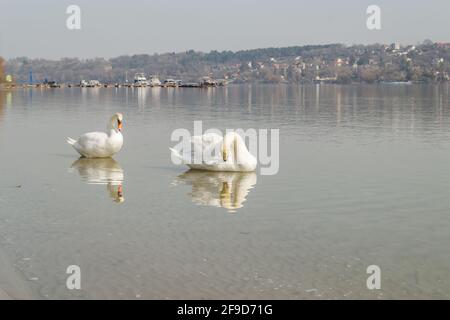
[4, 42, 450, 84]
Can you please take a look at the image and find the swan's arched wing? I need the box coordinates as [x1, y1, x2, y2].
[189, 133, 223, 164]
[191, 132, 223, 149]
[76, 132, 109, 154]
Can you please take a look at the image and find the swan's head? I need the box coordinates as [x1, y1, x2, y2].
[111, 113, 123, 132]
[222, 132, 240, 162]
[222, 142, 228, 162]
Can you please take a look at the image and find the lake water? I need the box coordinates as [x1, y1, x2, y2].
[0, 84, 450, 299]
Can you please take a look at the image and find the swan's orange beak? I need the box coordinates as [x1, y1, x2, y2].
[118, 120, 123, 131]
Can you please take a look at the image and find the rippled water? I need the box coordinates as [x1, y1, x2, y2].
[0, 84, 450, 299]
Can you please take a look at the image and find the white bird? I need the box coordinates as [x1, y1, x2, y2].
[67, 113, 124, 158]
[170, 132, 257, 172]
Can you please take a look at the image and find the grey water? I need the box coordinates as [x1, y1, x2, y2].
[0, 84, 450, 299]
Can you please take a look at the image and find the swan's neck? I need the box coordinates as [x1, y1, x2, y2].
[224, 133, 249, 163]
[107, 119, 119, 136]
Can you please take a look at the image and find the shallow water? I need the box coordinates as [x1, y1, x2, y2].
[0, 84, 450, 299]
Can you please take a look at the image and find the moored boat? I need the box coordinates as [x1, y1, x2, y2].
[133, 73, 150, 87]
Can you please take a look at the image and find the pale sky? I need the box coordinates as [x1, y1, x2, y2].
[0, 0, 449, 59]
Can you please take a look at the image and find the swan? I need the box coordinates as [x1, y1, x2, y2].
[66, 113, 124, 158]
[170, 132, 257, 172]
[173, 170, 257, 212]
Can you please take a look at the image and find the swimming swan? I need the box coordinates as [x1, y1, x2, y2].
[67, 113, 124, 158]
[170, 132, 257, 172]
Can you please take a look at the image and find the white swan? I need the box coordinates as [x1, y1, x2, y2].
[173, 170, 257, 212]
[170, 132, 257, 172]
[66, 113, 124, 158]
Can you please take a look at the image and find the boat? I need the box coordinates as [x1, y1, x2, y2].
[80, 80, 101, 87]
[163, 79, 177, 87]
[48, 81, 61, 88]
[179, 82, 201, 88]
[133, 73, 150, 87]
[216, 79, 228, 86]
[149, 75, 161, 87]
[201, 76, 217, 87]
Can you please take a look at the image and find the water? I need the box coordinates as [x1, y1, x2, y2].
[0, 84, 450, 299]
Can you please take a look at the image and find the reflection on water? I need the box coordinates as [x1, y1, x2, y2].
[173, 170, 257, 212]
[0, 90, 6, 122]
[70, 158, 124, 203]
[2, 84, 450, 299]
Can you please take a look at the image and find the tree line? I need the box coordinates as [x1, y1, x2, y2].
[3, 42, 450, 84]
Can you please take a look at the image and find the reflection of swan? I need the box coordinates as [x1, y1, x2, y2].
[70, 158, 125, 203]
[170, 132, 257, 172]
[66, 113, 124, 158]
[173, 170, 257, 212]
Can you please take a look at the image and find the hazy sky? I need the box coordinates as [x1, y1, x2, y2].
[0, 0, 449, 59]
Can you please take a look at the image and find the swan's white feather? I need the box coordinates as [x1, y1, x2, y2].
[170, 132, 257, 172]
[67, 114, 124, 158]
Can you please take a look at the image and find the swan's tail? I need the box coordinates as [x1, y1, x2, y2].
[170, 147, 193, 166]
[169, 147, 183, 161]
[66, 137, 77, 145]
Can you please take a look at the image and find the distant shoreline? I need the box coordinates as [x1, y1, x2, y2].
[2, 81, 447, 91]
[4, 42, 450, 85]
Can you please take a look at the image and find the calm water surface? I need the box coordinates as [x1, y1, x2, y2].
[0, 84, 450, 299]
